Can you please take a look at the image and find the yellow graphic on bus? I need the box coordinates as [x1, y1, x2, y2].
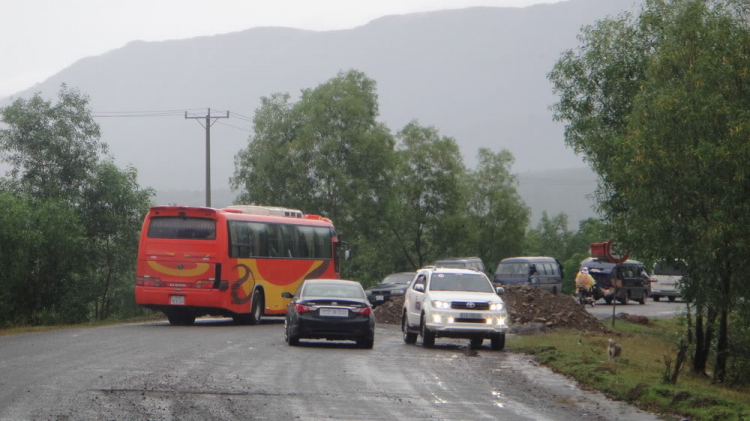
[147, 261, 210, 277]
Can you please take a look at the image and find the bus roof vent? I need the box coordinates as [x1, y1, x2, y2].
[225, 205, 304, 218]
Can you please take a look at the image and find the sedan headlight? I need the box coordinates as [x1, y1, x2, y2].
[490, 302, 505, 312]
[432, 300, 451, 309]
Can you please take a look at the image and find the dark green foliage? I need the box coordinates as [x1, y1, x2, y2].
[549, 0, 750, 382]
[0, 86, 153, 326]
[231, 71, 531, 284]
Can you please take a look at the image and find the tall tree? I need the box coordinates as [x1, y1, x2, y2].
[388, 121, 466, 269]
[549, 0, 750, 382]
[79, 162, 153, 320]
[0, 85, 106, 201]
[465, 148, 529, 272]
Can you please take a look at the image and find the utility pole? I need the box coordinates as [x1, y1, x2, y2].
[185, 108, 229, 207]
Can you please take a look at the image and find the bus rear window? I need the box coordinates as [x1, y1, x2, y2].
[148, 217, 216, 240]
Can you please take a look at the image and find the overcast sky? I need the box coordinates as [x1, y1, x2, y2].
[0, 0, 565, 97]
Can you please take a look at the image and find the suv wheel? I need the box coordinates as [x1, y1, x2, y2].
[402, 313, 417, 345]
[490, 333, 506, 351]
[470, 336, 484, 349]
[420, 314, 435, 348]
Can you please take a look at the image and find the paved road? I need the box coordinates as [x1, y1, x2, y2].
[0, 318, 664, 420]
[586, 298, 687, 320]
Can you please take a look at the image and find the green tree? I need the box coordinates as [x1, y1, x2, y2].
[465, 148, 529, 272]
[231, 70, 397, 282]
[387, 121, 466, 269]
[0, 85, 106, 201]
[79, 161, 153, 320]
[1, 86, 154, 325]
[549, 0, 750, 382]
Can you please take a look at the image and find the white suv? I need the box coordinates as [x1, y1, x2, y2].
[402, 267, 510, 350]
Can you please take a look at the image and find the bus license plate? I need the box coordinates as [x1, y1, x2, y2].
[170, 295, 185, 305]
[459, 312, 482, 319]
[319, 308, 348, 317]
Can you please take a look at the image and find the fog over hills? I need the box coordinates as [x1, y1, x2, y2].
[1, 0, 640, 227]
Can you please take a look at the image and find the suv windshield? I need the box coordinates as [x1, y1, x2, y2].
[429, 273, 493, 293]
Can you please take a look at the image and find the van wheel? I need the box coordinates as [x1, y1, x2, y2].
[668, 296, 676, 302]
[552, 287, 558, 296]
[604, 297, 613, 305]
[420, 314, 435, 348]
[402, 313, 417, 344]
[638, 291, 647, 305]
[653, 296, 661, 302]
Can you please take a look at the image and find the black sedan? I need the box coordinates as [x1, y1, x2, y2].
[365, 272, 415, 306]
[282, 279, 375, 348]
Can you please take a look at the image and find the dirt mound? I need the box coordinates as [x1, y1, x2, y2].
[373, 286, 610, 333]
[502, 285, 611, 333]
[374, 296, 406, 325]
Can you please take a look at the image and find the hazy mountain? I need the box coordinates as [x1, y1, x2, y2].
[2, 0, 639, 226]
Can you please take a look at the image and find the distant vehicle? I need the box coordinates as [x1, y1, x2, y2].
[402, 267, 509, 350]
[135, 205, 344, 326]
[433, 257, 487, 274]
[365, 272, 415, 306]
[281, 279, 375, 348]
[650, 261, 683, 302]
[580, 258, 650, 305]
[492, 257, 564, 295]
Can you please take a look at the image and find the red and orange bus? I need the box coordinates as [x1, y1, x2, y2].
[135, 205, 344, 325]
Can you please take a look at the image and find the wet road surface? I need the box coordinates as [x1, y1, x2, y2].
[0, 318, 665, 420]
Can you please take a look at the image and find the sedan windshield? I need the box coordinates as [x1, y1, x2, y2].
[304, 284, 365, 299]
[383, 273, 414, 284]
[429, 273, 493, 293]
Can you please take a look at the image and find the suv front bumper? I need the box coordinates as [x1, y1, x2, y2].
[425, 311, 509, 337]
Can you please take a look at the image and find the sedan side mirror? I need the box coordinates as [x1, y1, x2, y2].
[281, 292, 294, 299]
[496, 287, 505, 295]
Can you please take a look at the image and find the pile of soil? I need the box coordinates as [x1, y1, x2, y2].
[374, 296, 406, 325]
[373, 285, 611, 333]
[502, 285, 611, 333]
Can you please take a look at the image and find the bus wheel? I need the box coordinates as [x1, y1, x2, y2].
[167, 312, 182, 325]
[249, 290, 264, 325]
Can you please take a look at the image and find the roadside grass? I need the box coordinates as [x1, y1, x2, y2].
[509, 318, 750, 421]
[0, 313, 164, 337]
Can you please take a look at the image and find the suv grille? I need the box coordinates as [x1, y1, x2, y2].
[451, 302, 490, 311]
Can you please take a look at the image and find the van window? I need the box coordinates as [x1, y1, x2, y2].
[654, 262, 682, 276]
[496, 263, 529, 276]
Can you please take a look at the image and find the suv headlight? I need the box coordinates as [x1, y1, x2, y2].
[432, 300, 451, 309]
[490, 303, 505, 312]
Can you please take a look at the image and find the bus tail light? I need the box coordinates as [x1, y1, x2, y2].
[194, 280, 214, 289]
[136, 277, 162, 287]
[350, 306, 372, 316]
[295, 303, 318, 313]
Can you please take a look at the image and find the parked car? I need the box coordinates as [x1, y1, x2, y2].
[433, 257, 487, 274]
[281, 279, 375, 348]
[402, 267, 509, 350]
[580, 258, 651, 305]
[365, 272, 415, 306]
[650, 260, 683, 302]
[492, 256, 564, 295]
